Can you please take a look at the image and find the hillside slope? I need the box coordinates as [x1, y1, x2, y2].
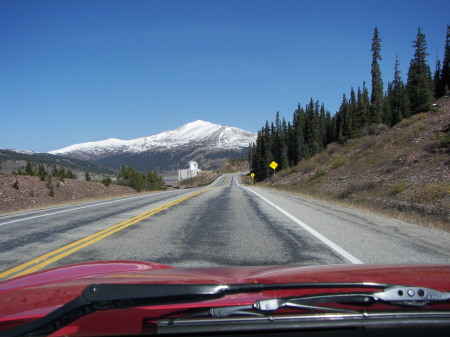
[0, 149, 116, 176]
[0, 176, 136, 214]
[262, 97, 449, 229]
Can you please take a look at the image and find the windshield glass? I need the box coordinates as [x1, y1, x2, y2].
[0, 0, 449, 282]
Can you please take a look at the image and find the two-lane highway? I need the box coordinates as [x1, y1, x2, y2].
[1, 174, 450, 280]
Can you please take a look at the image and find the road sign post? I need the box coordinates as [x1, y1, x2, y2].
[250, 172, 255, 184]
[269, 161, 278, 175]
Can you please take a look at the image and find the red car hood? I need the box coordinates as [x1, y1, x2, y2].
[1, 261, 450, 335]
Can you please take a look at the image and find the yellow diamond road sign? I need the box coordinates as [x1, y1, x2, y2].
[250, 173, 255, 178]
[270, 161, 278, 170]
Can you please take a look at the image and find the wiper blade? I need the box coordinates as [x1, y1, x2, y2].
[254, 286, 450, 314]
[168, 286, 450, 321]
[1, 282, 448, 337]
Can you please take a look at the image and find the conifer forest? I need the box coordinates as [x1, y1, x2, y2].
[249, 26, 450, 181]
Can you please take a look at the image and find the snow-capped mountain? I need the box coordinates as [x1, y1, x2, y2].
[49, 121, 256, 170]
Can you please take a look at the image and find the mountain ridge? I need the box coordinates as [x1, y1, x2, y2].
[49, 120, 257, 171]
[50, 120, 256, 160]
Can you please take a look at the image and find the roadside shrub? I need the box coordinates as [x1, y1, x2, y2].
[101, 177, 112, 186]
[308, 170, 327, 182]
[11, 179, 19, 190]
[423, 129, 450, 153]
[362, 137, 377, 150]
[326, 143, 342, 156]
[330, 156, 347, 170]
[45, 177, 54, 197]
[387, 183, 408, 196]
[405, 184, 449, 204]
[366, 124, 389, 136]
[295, 160, 319, 174]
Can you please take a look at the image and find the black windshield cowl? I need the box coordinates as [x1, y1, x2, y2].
[1, 282, 449, 337]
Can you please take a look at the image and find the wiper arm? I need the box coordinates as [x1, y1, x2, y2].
[1, 282, 448, 337]
[255, 286, 450, 314]
[172, 286, 450, 320]
[0, 283, 243, 337]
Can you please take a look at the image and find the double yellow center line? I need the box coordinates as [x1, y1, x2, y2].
[0, 189, 210, 280]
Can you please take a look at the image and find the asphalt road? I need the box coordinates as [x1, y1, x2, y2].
[1, 174, 450, 280]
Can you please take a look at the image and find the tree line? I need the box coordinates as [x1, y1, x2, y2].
[249, 26, 449, 181]
[117, 166, 166, 192]
[13, 161, 166, 192]
[13, 161, 77, 181]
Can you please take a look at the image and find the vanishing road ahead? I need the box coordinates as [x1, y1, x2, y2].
[1, 173, 450, 280]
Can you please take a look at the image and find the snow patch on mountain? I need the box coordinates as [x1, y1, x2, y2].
[49, 120, 256, 159]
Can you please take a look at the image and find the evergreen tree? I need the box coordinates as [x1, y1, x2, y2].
[324, 110, 333, 145]
[101, 176, 112, 186]
[65, 169, 76, 180]
[438, 25, 450, 97]
[24, 161, 35, 176]
[85, 172, 91, 181]
[370, 27, 384, 124]
[434, 59, 442, 99]
[117, 166, 146, 192]
[146, 170, 165, 190]
[387, 55, 410, 125]
[37, 164, 48, 181]
[337, 93, 350, 142]
[293, 104, 310, 161]
[280, 117, 289, 169]
[382, 88, 392, 126]
[407, 27, 433, 113]
[348, 88, 359, 137]
[355, 82, 370, 132]
[304, 99, 322, 156]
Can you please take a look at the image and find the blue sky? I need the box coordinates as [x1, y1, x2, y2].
[1, 0, 448, 152]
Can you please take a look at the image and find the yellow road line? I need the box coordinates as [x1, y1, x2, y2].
[0, 189, 210, 280]
[221, 176, 229, 187]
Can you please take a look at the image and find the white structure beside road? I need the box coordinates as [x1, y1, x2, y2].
[178, 161, 201, 180]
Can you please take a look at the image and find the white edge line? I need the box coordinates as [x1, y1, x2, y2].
[0, 192, 167, 227]
[241, 185, 364, 265]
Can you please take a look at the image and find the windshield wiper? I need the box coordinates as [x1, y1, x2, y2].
[254, 286, 450, 313]
[1, 282, 449, 337]
[163, 286, 450, 322]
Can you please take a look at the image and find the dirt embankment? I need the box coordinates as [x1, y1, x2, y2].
[0, 175, 136, 214]
[172, 172, 221, 188]
[261, 97, 449, 230]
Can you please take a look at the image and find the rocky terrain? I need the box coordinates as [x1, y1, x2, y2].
[0, 175, 136, 214]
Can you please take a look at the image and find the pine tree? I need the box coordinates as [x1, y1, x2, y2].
[355, 82, 370, 132]
[382, 88, 392, 126]
[24, 161, 35, 176]
[438, 25, 450, 97]
[388, 55, 409, 125]
[348, 88, 359, 137]
[65, 169, 76, 180]
[337, 93, 350, 142]
[407, 27, 433, 113]
[117, 166, 146, 191]
[293, 105, 310, 161]
[370, 27, 384, 124]
[434, 59, 442, 99]
[37, 164, 48, 181]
